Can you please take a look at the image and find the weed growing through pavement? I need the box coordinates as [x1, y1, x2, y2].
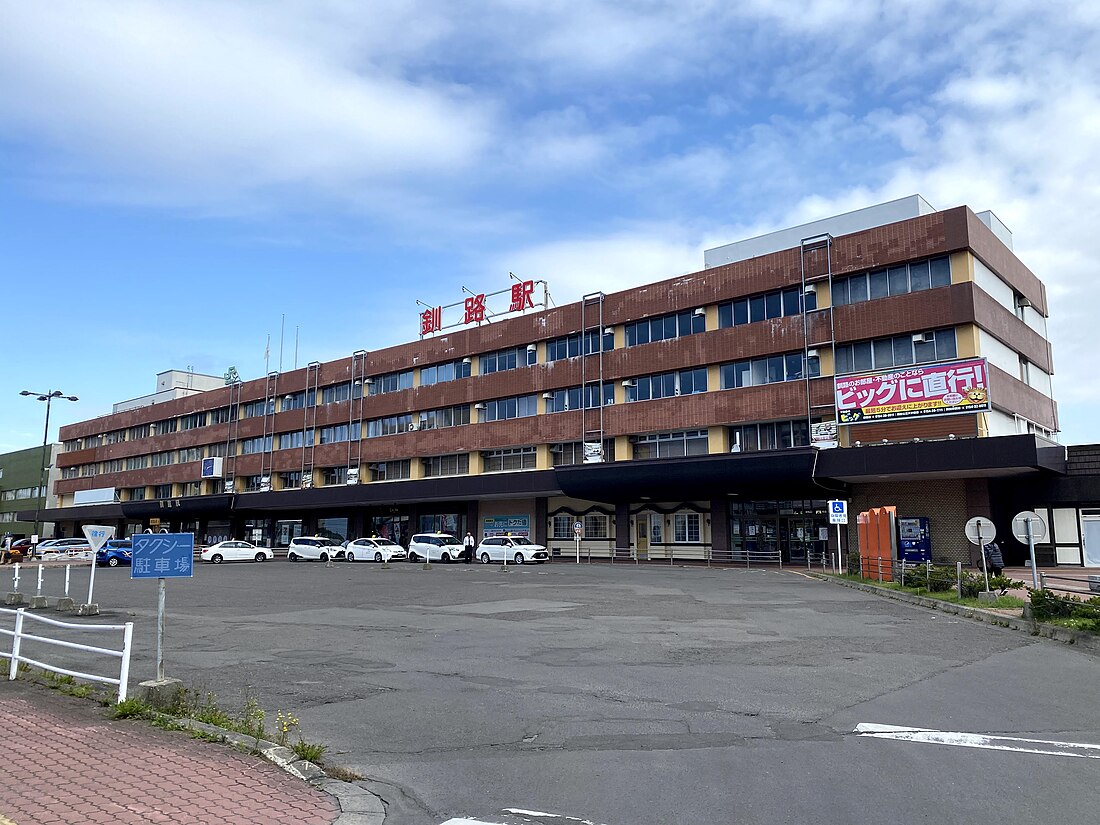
[275, 710, 301, 747]
[292, 739, 327, 763]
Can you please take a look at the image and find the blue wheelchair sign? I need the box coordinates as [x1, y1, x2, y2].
[828, 500, 848, 525]
[131, 533, 194, 579]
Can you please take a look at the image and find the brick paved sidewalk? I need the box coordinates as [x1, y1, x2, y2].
[0, 680, 338, 825]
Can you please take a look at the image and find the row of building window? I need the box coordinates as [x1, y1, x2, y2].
[718, 286, 816, 328]
[0, 486, 42, 501]
[548, 512, 702, 543]
[831, 256, 951, 307]
[834, 328, 956, 374]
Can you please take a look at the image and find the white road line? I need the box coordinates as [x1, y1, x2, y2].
[440, 810, 608, 825]
[855, 723, 1100, 758]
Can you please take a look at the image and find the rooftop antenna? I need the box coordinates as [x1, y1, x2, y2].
[294, 326, 299, 370]
[279, 314, 285, 373]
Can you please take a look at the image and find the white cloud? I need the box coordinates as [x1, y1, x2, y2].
[0, 1, 494, 208]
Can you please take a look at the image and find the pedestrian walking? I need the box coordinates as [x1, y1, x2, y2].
[463, 531, 475, 563]
[983, 540, 1004, 577]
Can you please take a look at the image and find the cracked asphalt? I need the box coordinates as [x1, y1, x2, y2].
[23, 560, 1100, 824]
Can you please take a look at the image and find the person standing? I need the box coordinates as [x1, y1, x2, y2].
[984, 540, 1004, 577]
[463, 531, 476, 563]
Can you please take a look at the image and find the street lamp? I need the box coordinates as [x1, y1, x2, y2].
[20, 389, 79, 547]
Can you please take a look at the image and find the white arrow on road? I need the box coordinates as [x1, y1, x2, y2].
[855, 723, 1100, 759]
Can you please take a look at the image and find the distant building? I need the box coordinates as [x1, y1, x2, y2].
[27, 196, 1098, 565]
[1, 444, 62, 538]
[112, 369, 225, 414]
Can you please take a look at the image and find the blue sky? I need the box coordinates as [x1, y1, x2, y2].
[1, 0, 1097, 449]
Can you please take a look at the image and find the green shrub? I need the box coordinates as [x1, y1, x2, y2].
[292, 739, 327, 763]
[1029, 589, 1100, 632]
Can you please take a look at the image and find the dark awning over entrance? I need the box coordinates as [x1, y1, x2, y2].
[816, 433, 1065, 482]
[554, 448, 830, 504]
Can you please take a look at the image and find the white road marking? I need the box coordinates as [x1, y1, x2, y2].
[855, 723, 1100, 758]
[440, 809, 607, 825]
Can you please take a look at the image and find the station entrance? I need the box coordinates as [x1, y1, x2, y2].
[729, 500, 829, 564]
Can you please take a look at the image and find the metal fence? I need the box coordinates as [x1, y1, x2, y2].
[1, 607, 134, 702]
[1038, 572, 1100, 599]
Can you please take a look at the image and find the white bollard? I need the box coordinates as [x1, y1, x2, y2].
[12, 564, 19, 592]
[65, 565, 71, 597]
[36, 565, 44, 597]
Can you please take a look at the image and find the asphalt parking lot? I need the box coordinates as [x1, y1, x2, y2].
[13, 557, 1100, 824]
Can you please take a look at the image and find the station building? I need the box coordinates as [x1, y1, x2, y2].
[31, 196, 1098, 566]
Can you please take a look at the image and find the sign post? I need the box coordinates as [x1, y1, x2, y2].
[81, 525, 115, 615]
[574, 521, 583, 564]
[965, 517, 997, 594]
[828, 501, 848, 572]
[1012, 511, 1047, 590]
[131, 532, 194, 682]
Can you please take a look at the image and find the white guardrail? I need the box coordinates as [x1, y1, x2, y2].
[0, 607, 134, 702]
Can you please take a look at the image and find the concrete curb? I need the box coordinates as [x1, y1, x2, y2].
[173, 717, 386, 824]
[813, 573, 1100, 656]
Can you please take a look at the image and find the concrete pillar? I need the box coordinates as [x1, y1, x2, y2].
[466, 500, 480, 540]
[615, 503, 631, 560]
[710, 499, 729, 562]
[535, 497, 548, 548]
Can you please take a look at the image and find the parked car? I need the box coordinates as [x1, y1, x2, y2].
[2, 538, 33, 564]
[286, 536, 345, 562]
[476, 535, 550, 565]
[344, 537, 408, 563]
[200, 540, 273, 564]
[96, 540, 133, 567]
[407, 533, 464, 563]
[36, 537, 93, 560]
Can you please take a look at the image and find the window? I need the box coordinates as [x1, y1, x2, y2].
[101, 459, 123, 474]
[479, 395, 538, 422]
[244, 475, 265, 492]
[127, 486, 146, 501]
[367, 414, 413, 437]
[63, 439, 81, 452]
[624, 368, 708, 402]
[84, 434, 103, 448]
[625, 310, 705, 346]
[206, 442, 229, 458]
[321, 382, 356, 404]
[419, 405, 471, 430]
[179, 412, 207, 431]
[583, 514, 609, 539]
[729, 419, 811, 452]
[281, 391, 309, 411]
[128, 425, 148, 441]
[319, 423, 361, 444]
[243, 399, 274, 418]
[209, 406, 235, 424]
[718, 286, 813, 328]
[632, 430, 709, 459]
[546, 384, 614, 413]
[550, 440, 616, 466]
[180, 481, 202, 497]
[241, 435, 273, 454]
[546, 329, 614, 361]
[178, 447, 203, 463]
[832, 256, 951, 307]
[482, 447, 537, 472]
[370, 460, 411, 481]
[719, 352, 819, 389]
[321, 467, 348, 486]
[79, 463, 97, 477]
[552, 515, 575, 539]
[61, 467, 79, 479]
[153, 484, 173, 500]
[367, 370, 413, 395]
[125, 455, 148, 471]
[422, 453, 470, 477]
[480, 346, 536, 374]
[420, 359, 472, 385]
[104, 430, 126, 444]
[834, 329, 957, 374]
[673, 513, 701, 543]
[278, 430, 313, 450]
[151, 452, 175, 467]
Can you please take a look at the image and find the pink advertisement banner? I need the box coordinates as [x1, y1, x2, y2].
[835, 357, 990, 425]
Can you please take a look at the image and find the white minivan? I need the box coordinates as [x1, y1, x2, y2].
[407, 533, 464, 563]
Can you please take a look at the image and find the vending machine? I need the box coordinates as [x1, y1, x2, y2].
[897, 517, 932, 563]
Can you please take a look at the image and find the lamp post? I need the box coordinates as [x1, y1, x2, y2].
[20, 389, 78, 548]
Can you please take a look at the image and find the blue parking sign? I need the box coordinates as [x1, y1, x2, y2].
[131, 533, 194, 579]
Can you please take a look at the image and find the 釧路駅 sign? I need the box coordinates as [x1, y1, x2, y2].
[417, 277, 548, 337]
[835, 357, 990, 425]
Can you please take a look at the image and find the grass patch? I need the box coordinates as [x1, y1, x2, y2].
[291, 739, 327, 763]
[111, 697, 152, 719]
[324, 763, 365, 782]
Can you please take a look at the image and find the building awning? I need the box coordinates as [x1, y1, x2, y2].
[554, 448, 831, 504]
[816, 434, 1065, 483]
